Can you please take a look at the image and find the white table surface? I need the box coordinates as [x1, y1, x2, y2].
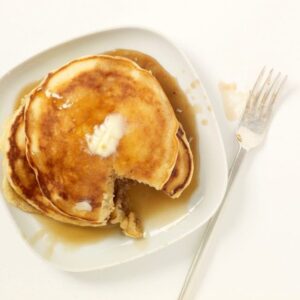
[1, 0, 300, 299]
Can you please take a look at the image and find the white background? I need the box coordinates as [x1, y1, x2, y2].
[0, 0, 300, 299]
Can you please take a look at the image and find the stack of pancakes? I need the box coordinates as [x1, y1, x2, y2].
[1, 53, 193, 238]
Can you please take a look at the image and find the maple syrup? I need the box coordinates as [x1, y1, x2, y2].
[17, 49, 199, 249]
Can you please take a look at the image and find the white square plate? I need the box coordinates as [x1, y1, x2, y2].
[0, 27, 227, 271]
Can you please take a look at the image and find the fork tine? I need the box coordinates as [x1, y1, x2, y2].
[263, 74, 287, 118]
[246, 67, 266, 110]
[270, 75, 288, 106]
[252, 66, 266, 94]
[258, 72, 281, 113]
[252, 69, 273, 109]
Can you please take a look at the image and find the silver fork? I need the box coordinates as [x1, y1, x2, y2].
[178, 68, 287, 300]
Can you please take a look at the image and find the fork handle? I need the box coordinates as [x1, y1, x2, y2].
[178, 145, 247, 300]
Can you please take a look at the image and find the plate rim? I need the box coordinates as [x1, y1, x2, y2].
[0, 25, 228, 272]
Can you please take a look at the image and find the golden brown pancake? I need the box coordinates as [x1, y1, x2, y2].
[2, 176, 38, 214]
[3, 106, 105, 226]
[25, 55, 179, 223]
[162, 125, 194, 197]
[110, 179, 143, 238]
[2, 51, 193, 239]
[4, 105, 142, 236]
[1, 106, 38, 214]
[106, 49, 194, 198]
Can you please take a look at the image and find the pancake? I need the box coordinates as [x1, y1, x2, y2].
[3, 105, 142, 236]
[110, 179, 143, 238]
[106, 49, 194, 198]
[25, 55, 180, 223]
[162, 125, 194, 198]
[2, 176, 38, 214]
[1, 108, 38, 214]
[2, 52, 194, 239]
[3, 106, 102, 226]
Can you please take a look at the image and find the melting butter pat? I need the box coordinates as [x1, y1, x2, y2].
[86, 113, 126, 158]
[74, 200, 92, 212]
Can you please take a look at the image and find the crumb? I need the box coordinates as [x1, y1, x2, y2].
[201, 119, 208, 126]
[191, 80, 200, 89]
